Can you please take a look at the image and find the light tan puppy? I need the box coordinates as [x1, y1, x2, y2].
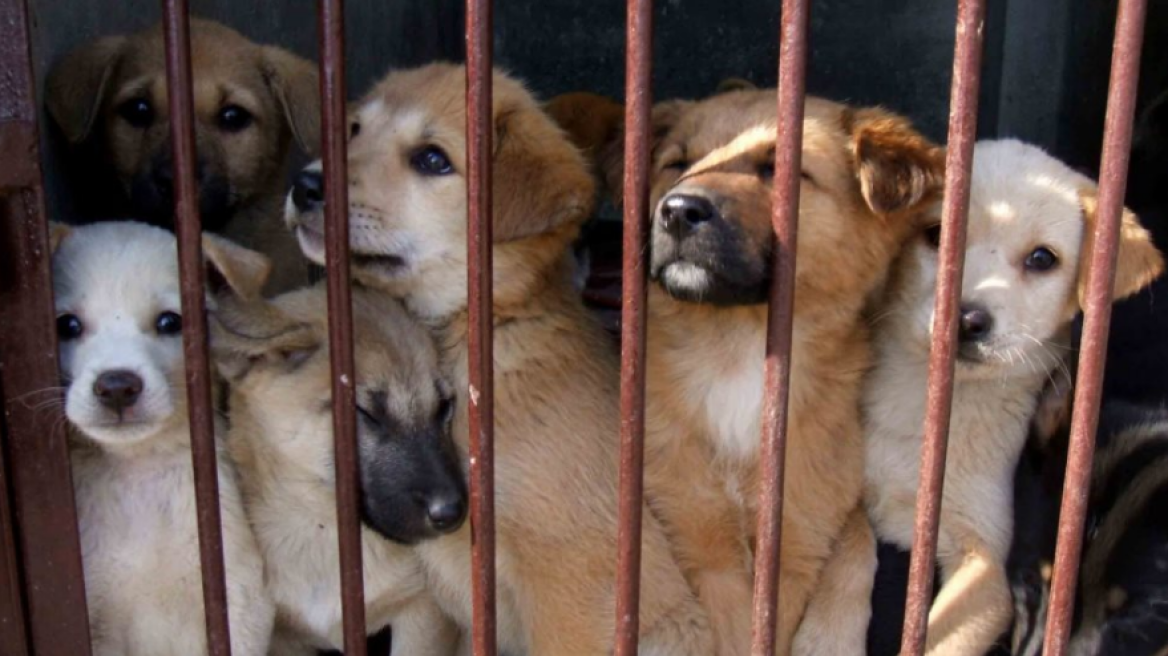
[212, 285, 466, 654]
[864, 139, 1164, 655]
[596, 90, 946, 655]
[46, 18, 319, 294]
[52, 221, 274, 656]
[285, 63, 713, 655]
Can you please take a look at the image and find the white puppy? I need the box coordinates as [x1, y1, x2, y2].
[52, 221, 275, 656]
[864, 140, 1163, 655]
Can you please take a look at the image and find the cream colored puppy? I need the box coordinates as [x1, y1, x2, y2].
[52, 221, 274, 656]
[212, 285, 465, 655]
[864, 140, 1164, 655]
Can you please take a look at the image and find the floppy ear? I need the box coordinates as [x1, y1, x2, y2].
[48, 222, 73, 254]
[1077, 190, 1164, 304]
[202, 233, 272, 300]
[261, 46, 321, 157]
[45, 35, 128, 143]
[714, 77, 757, 94]
[209, 297, 320, 381]
[599, 99, 691, 206]
[846, 107, 945, 217]
[544, 92, 625, 160]
[491, 101, 596, 243]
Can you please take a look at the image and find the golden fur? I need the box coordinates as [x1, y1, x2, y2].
[46, 18, 319, 294]
[285, 63, 713, 655]
[586, 89, 945, 655]
[212, 285, 460, 654]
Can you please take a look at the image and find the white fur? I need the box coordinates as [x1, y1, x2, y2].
[54, 222, 273, 656]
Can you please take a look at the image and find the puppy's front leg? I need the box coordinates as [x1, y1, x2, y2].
[924, 544, 1011, 656]
[390, 596, 459, 656]
[792, 505, 877, 656]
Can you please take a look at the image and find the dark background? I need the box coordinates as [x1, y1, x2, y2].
[27, 0, 1168, 222]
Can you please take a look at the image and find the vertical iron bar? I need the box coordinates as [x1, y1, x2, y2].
[749, 0, 808, 652]
[160, 2, 233, 654]
[613, 0, 653, 653]
[317, 1, 368, 654]
[898, 1, 986, 654]
[0, 0, 93, 653]
[465, 0, 497, 654]
[0, 423, 30, 656]
[1043, 0, 1146, 652]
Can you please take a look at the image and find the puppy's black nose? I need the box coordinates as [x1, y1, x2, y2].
[958, 305, 994, 343]
[93, 370, 144, 412]
[292, 170, 325, 212]
[425, 494, 466, 533]
[660, 194, 715, 233]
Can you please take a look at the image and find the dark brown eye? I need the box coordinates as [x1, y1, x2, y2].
[758, 161, 775, 178]
[217, 105, 253, 132]
[155, 311, 182, 336]
[349, 121, 361, 139]
[436, 395, 455, 424]
[117, 98, 154, 128]
[924, 224, 942, 249]
[410, 145, 454, 176]
[57, 314, 84, 341]
[1024, 246, 1058, 272]
[663, 159, 690, 172]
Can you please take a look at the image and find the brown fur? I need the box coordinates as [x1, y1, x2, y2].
[46, 18, 320, 294]
[285, 63, 713, 655]
[589, 90, 944, 655]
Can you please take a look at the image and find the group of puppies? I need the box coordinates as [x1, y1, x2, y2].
[43, 17, 1166, 656]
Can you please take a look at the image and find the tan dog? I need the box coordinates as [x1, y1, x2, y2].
[46, 18, 320, 294]
[285, 63, 714, 655]
[864, 139, 1163, 655]
[52, 221, 274, 656]
[592, 89, 945, 655]
[212, 285, 466, 654]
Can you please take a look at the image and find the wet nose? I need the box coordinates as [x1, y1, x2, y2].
[291, 170, 325, 212]
[93, 370, 144, 412]
[425, 493, 466, 533]
[659, 193, 716, 234]
[958, 305, 994, 343]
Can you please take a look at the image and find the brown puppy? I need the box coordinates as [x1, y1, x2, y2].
[285, 63, 713, 655]
[595, 89, 945, 655]
[46, 18, 319, 294]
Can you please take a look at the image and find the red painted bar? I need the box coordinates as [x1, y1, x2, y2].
[160, 2, 233, 654]
[465, 0, 498, 653]
[898, 1, 986, 654]
[0, 0, 93, 654]
[317, 1, 369, 654]
[612, 0, 653, 653]
[749, 0, 808, 652]
[1043, 0, 1147, 652]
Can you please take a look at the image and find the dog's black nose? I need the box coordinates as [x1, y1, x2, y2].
[93, 370, 144, 412]
[660, 194, 715, 233]
[425, 494, 466, 533]
[292, 170, 325, 212]
[958, 305, 994, 342]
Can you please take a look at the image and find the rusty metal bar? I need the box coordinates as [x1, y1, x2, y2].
[0, 0, 93, 654]
[465, 0, 497, 653]
[749, 0, 808, 652]
[1043, 0, 1147, 652]
[160, 2, 233, 654]
[612, 0, 653, 653]
[0, 422, 30, 656]
[899, 1, 986, 654]
[317, 1, 368, 653]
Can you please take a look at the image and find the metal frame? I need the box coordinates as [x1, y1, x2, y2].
[0, 0, 1149, 654]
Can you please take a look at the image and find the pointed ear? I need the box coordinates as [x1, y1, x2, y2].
[45, 35, 128, 143]
[845, 107, 945, 217]
[599, 99, 691, 206]
[1077, 190, 1164, 304]
[261, 46, 321, 157]
[492, 95, 596, 243]
[48, 222, 73, 254]
[209, 297, 320, 381]
[202, 233, 272, 300]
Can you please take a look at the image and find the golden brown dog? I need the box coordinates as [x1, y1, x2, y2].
[284, 63, 713, 655]
[589, 89, 946, 655]
[46, 18, 320, 294]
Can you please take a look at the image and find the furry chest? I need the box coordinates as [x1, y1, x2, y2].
[696, 353, 765, 462]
